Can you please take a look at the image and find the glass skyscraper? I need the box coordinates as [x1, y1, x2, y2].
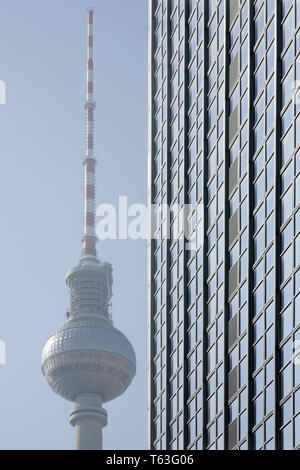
[148, 0, 300, 450]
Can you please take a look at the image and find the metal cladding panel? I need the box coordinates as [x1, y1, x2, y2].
[228, 315, 238, 350]
[228, 260, 238, 298]
[228, 365, 238, 400]
[229, 158, 238, 196]
[229, 210, 238, 247]
[229, 0, 239, 27]
[229, 105, 239, 146]
[229, 53, 239, 95]
[228, 417, 238, 450]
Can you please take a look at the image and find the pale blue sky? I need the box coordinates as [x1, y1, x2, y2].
[0, 0, 148, 449]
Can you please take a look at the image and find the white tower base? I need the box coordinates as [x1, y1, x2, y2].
[69, 393, 107, 450]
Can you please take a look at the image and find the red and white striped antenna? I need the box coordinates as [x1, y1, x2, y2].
[82, 7, 97, 260]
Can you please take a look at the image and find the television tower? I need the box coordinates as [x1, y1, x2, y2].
[42, 8, 136, 450]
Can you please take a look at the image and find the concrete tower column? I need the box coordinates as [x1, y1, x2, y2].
[69, 393, 107, 450]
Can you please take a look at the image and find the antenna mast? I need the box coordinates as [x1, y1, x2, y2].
[82, 8, 97, 260]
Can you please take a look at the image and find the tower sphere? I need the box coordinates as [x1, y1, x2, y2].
[42, 316, 136, 403]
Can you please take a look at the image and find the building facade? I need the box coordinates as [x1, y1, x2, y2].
[148, 0, 300, 450]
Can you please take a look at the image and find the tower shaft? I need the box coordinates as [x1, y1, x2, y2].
[70, 393, 107, 450]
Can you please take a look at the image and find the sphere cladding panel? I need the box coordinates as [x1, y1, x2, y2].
[42, 319, 135, 364]
[44, 356, 135, 402]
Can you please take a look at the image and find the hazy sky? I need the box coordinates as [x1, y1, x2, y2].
[0, 0, 148, 449]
